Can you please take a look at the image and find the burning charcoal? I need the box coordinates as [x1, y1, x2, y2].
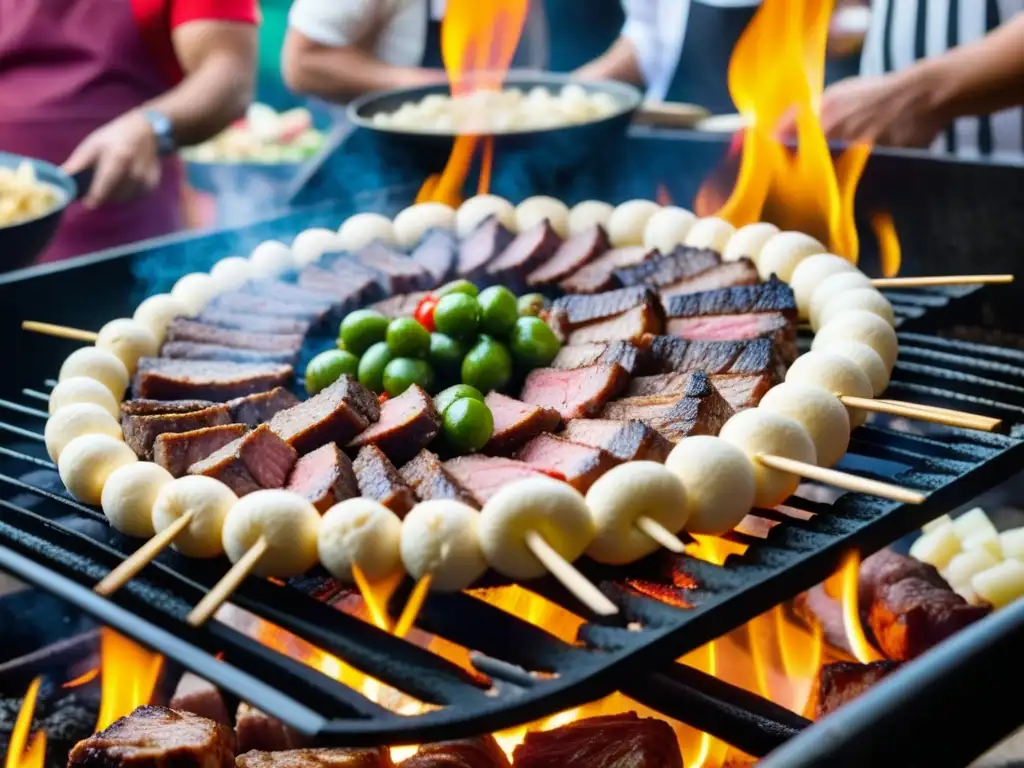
[132, 358, 293, 401]
[353, 444, 416, 517]
[153, 424, 248, 477]
[270, 376, 380, 455]
[483, 392, 562, 457]
[122, 403, 233, 459]
[558, 246, 652, 294]
[512, 712, 682, 768]
[235, 701, 308, 753]
[614, 245, 721, 288]
[660, 258, 759, 297]
[400, 449, 479, 507]
[236, 746, 393, 768]
[527, 224, 610, 287]
[564, 304, 664, 346]
[601, 371, 734, 442]
[516, 433, 620, 493]
[347, 385, 440, 466]
[520, 363, 630, 421]
[814, 660, 902, 718]
[226, 387, 301, 428]
[188, 424, 298, 497]
[398, 736, 510, 767]
[286, 443, 360, 512]
[561, 418, 673, 462]
[169, 673, 230, 726]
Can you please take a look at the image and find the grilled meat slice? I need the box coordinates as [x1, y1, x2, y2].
[165, 318, 304, 354]
[207, 291, 330, 323]
[482, 392, 562, 456]
[485, 220, 563, 290]
[730, 337, 786, 379]
[299, 264, 381, 307]
[662, 275, 797, 318]
[614, 245, 721, 288]
[160, 341, 297, 365]
[235, 702, 308, 754]
[814, 661, 901, 718]
[660, 257, 759, 297]
[286, 443, 359, 512]
[123, 404, 233, 459]
[120, 399, 216, 417]
[187, 424, 297, 496]
[237, 748, 392, 768]
[153, 424, 248, 477]
[169, 673, 230, 726]
[353, 444, 416, 516]
[370, 291, 430, 319]
[68, 705, 235, 768]
[195, 309, 311, 336]
[564, 303, 663, 346]
[133, 358, 293, 401]
[457, 216, 515, 282]
[667, 313, 797, 361]
[520, 363, 630, 421]
[227, 387, 300, 428]
[601, 371, 733, 442]
[242, 279, 339, 311]
[516, 433, 620, 492]
[270, 376, 380, 455]
[351, 240, 436, 294]
[641, 335, 783, 380]
[551, 285, 662, 329]
[513, 713, 683, 768]
[348, 385, 440, 465]
[443, 455, 553, 506]
[561, 418, 673, 462]
[400, 449, 479, 507]
[528, 224, 610, 286]
[399, 737, 510, 768]
[558, 245, 652, 294]
[550, 340, 646, 375]
[411, 228, 459, 285]
[629, 372, 772, 411]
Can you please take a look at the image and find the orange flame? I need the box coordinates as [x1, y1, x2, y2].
[62, 667, 100, 689]
[869, 211, 902, 277]
[655, 183, 674, 207]
[686, 534, 749, 566]
[96, 629, 164, 730]
[838, 550, 884, 663]
[6, 678, 46, 768]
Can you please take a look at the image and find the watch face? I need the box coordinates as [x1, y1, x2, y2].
[145, 110, 176, 154]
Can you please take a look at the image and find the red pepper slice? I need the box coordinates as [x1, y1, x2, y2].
[413, 294, 439, 332]
[378, 392, 390, 404]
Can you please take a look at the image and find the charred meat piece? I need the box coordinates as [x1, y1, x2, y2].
[286, 443, 360, 512]
[370, 291, 430, 319]
[550, 340, 646, 375]
[629, 372, 771, 411]
[195, 309, 311, 336]
[353, 444, 416, 517]
[235, 701, 309, 754]
[601, 371, 734, 442]
[133, 358, 293, 401]
[299, 264, 381, 307]
[242, 279, 339, 311]
[207, 291, 330, 323]
[164, 318, 304, 355]
[561, 418, 673, 462]
[169, 673, 230, 726]
[516, 433, 620, 492]
[153, 423, 248, 477]
[398, 736, 510, 768]
[513, 712, 683, 768]
[815, 661, 901, 718]
[227, 387, 301, 428]
[68, 705, 235, 768]
[483, 392, 562, 456]
[662, 276, 797, 319]
[667, 312, 794, 348]
[564, 303, 663, 346]
[120, 399, 216, 417]
[400, 449, 479, 507]
[520, 363, 630, 421]
[457, 216, 515, 283]
[614, 245, 721, 288]
[237, 748, 393, 768]
[160, 341, 297, 365]
[551, 285, 662, 329]
[660, 257, 759, 297]
[188, 424, 298, 496]
[411, 228, 459, 285]
[351, 240, 436, 294]
[528, 224, 610, 286]
[641, 336, 783, 380]
[558, 245, 652, 294]
[485, 220, 563, 290]
[348, 385, 440, 465]
[270, 376, 380, 455]
[123, 404, 233, 459]
[443, 455, 553, 506]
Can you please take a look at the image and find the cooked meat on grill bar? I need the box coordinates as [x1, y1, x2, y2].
[370, 291, 430, 319]
[160, 342, 299, 365]
[165, 318, 304, 355]
[208, 291, 331, 323]
[551, 285, 662, 329]
[520, 363, 630, 421]
[120, 398, 217, 417]
[527, 224, 610, 286]
[411, 228, 459, 285]
[188, 423, 298, 496]
[660, 257, 760, 297]
[614, 245, 721, 288]
[169, 673, 231, 726]
[513, 713, 682, 768]
[601, 371, 734, 442]
[662, 275, 798, 318]
[398, 736, 511, 768]
[641, 335, 783, 380]
[516, 433, 620, 492]
[482, 392, 562, 456]
[814, 660, 902, 718]
[237, 748, 392, 768]
[270, 376, 380, 455]
[457, 216, 515, 282]
[561, 418, 673, 462]
[68, 705, 235, 768]
[235, 702, 308, 754]
[348, 384, 440, 465]
[486, 220, 563, 289]
[400, 449, 479, 507]
[550, 339, 647, 375]
[153, 423, 248, 477]
[133, 358, 293, 401]
[629, 371, 772, 411]
[299, 264, 381, 308]
[123, 403, 233, 459]
[558, 245, 652, 294]
[353, 444, 416, 516]
[227, 387, 301, 428]
[351, 240, 437, 294]
[443, 454, 554, 505]
[564, 303, 663, 346]
[196, 309, 312, 336]
[286, 443, 360, 512]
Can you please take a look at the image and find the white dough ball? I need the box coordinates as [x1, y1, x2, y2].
[248, 240, 296, 278]
[95, 318, 159, 375]
[337, 213, 396, 251]
[209, 256, 254, 292]
[58, 347, 129, 401]
[607, 199, 661, 246]
[401, 500, 488, 591]
[789, 254, 858, 319]
[134, 293, 191, 343]
[722, 222, 779, 264]
[816, 288, 895, 329]
[392, 203, 456, 248]
[221, 490, 321, 577]
[48, 376, 119, 419]
[567, 200, 614, 236]
[808, 271, 873, 329]
[786, 350, 874, 428]
[455, 195, 517, 238]
[101, 462, 173, 538]
[479, 477, 593, 580]
[643, 207, 697, 253]
[318, 498, 403, 583]
[45, 403, 122, 463]
[719, 409, 817, 509]
[152, 475, 238, 558]
[812, 309, 899, 369]
[291, 228, 339, 266]
[171, 272, 220, 316]
[759, 383, 851, 467]
[823, 339, 890, 396]
[683, 216, 736, 253]
[515, 196, 570, 238]
[664, 436, 755, 535]
[758, 231, 827, 282]
[58, 434, 137, 505]
[585, 462, 688, 565]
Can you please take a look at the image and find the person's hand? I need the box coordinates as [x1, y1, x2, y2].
[63, 109, 162, 209]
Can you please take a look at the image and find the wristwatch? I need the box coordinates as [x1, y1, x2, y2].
[142, 109, 177, 156]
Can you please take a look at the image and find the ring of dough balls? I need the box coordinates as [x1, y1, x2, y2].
[789, 253, 858, 319]
[292, 228, 340, 266]
[456, 195, 517, 238]
[209, 256, 254, 292]
[684, 217, 736, 253]
[318, 497, 403, 583]
[786, 350, 874, 428]
[567, 200, 614, 236]
[57, 434, 137, 506]
[758, 231, 826, 282]
[816, 288, 896, 329]
[133, 294, 192, 344]
[607, 199, 661, 246]
[248, 240, 296, 278]
[337, 213, 396, 251]
[221, 489, 321, 578]
[758, 383, 851, 468]
[45, 402, 123, 463]
[808, 271, 872, 329]
[722, 222, 779, 264]
[392, 203, 456, 248]
[822, 339, 890, 397]
[479, 477, 594, 580]
[516, 196, 570, 238]
[59, 347, 129, 401]
[152, 475, 238, 558]
[664, 436, 755, 535]
[719, 409, 817, 509]
[812, 309, 899, 369]
[95, 318, 159, 375]
[400, 499, 488, 592]
[171, 273, 220, 316]
[642, 206, 697, 254]
[101, 462, 173, 538]
[49, 376, 119, 419]
[585, 462, 688, 565]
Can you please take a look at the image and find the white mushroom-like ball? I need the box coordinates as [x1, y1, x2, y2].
[758, 383, 851, 467]
[642, 206, 697, 253]
[757, 231, 826, 282]
[585, 462, 688, 565]
[171, 272, 220, 316]
[392, 203, 456, 248]
[152, 475, 238, 558]
[567, 200, 614, 236]
[719, 409, 817, 509]
[134, 293, 192, 343]
[400, 499, 488, 591]
[57, 434, 137, 505]
[607, 199, 661, 246]
[515, 196, 570, 238]
[455, 195, 517, 238]
[101, 462, 173, 538]
[788, 253, 858, 319]
[722, 222, 779, 264]
[209, 256, 254, 292]
[478, 477, 593, 580]
[337, 212, 396, 251]
[318, 498, 403, 583]
[221, 490, 320, 577]
[786, 350, 874, 428]
[48, 376, 119, 419]
[683, 216, 736, 253]
[248, 240, 296, 278]
[822, 339, 890, 396]
[45, 403, 123, 463]
[816, 288, 895, 329]
[58, 347, 129, 401]
[291, 228, 340, 266]
[812, 309, 899, 369]
[95, 318, 159, 375]
[664, 436, 756, 535]
[808, 270, 873, 328]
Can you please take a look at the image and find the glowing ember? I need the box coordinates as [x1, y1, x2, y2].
[870, 211, 902, 277]
[6, 677, 46, 768]
[62, 667, 99, 689]
[838, 550, 884, 663]
[96, 629, 164, 730]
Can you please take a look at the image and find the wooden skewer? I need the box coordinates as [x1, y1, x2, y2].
[351, 563, 392, 634]
[95, 512, 195, 597]
[22, 320, 98, 342]
[187, 536, 269, 626]
[756, 454, 926, 504]
[393, 574, 433, 638]
[874, 399, 1002, 429]
[524, 530, 618, 616]
[635, 515, 686, 553]
[840, 395, 1001, 432]
[870, 274, 1013, 289]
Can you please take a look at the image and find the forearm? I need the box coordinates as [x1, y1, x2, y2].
[574, 36, 645, 87]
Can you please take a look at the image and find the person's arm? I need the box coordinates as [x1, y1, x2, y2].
[574, 0, 655, 88]
[574, 35, 645, 86]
